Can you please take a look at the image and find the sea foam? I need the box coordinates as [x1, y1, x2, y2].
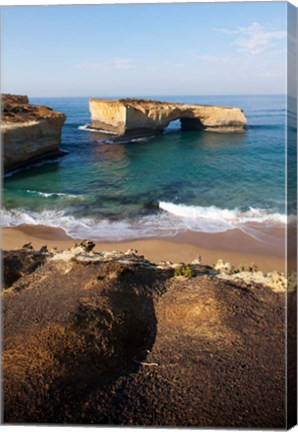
[0, 202, 291, 244]
[78, 125, 117, 134]
[25, 190, 82, 199]
[159, 201, 288, 225]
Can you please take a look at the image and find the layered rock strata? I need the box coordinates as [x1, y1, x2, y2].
[89, 98, 247, 138]
[2, 94, 66, 172]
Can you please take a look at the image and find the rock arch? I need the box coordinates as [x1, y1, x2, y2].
[89, 98, 247, 138]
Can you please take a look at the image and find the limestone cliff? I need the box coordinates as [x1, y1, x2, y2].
[1, 94, 66, 172]
[89, 98, 247, 138]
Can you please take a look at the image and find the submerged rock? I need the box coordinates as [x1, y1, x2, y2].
[1, 94, 66, 172]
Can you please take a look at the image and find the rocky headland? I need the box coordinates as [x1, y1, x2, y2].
[2, 241, 294, 427]
[89, 98, 247, 138]
[1, 94, 66, 173]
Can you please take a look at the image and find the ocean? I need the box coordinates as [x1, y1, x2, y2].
[2, 95, 292, 243]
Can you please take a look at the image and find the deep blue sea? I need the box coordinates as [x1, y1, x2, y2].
[2, 95, 293, 242]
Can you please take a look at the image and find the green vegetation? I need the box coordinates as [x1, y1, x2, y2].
[119, 98, 165, 104]
[174, 264, 193, 279]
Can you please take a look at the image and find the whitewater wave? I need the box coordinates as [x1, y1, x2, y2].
[79, 125, 154, 144]
[78, 124, 117, 134]
[0, 201, 291, 243]
[158, 201, 292, 243]
[159, 202, 288, 225]
[0, 208, 182, 241]
[25, 190, 82, 199]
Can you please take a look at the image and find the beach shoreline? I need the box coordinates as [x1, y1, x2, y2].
[2, 224, 286, 273]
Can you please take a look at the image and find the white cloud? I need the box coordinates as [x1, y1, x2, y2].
[236, 22, 285, 55]
[79, 62, 109, 71]
[112, 57, 137, 70]
[215, 22, 286, 56]
[213, 27, 238, 36]
[79, 57, 136, 71]
[195, 55, 230, 63]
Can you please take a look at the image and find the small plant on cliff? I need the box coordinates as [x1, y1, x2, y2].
[120, 98, 149, 104]
[238, 263, 258, 273]
[174, 264, 193, 279]
[119, 98, 166, 104]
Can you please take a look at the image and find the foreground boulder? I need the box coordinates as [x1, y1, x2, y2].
[89, 98, 247, 138]
[1, 94, 66, 172]
[3, 244, 163, 423]
[2, 243, 291, 427]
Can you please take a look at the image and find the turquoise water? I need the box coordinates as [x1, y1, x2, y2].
[2, 95, 292, 242]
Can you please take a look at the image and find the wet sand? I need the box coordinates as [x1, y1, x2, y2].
[2, 224, 286, 273]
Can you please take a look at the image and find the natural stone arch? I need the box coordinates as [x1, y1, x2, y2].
[89, 98, 247, 139]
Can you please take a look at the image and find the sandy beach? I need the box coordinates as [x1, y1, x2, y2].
[2, 224, 286, 273]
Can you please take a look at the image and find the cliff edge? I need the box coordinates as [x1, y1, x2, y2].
[1, 94, 66, 173]
[89, 98, 247, 138]
[3, 241, 292, 427]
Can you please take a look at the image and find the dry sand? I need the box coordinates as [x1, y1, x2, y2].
[2, 224, 286, 273]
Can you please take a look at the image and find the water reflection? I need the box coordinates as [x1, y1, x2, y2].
[93, 140, 128, 163]
[192, 130, 246, 150]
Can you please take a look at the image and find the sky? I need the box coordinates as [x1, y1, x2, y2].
[0, 2, 290, 97]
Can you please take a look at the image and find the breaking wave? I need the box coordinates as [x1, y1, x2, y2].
[0, 201, 291, 243]
[0, 208, 181, 241]
[159, 202, 288, 225]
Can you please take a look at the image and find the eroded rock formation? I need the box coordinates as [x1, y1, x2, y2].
[2, 94, 66, 172]
[89, 98, 247, 138]
[2, 242, 291, 427]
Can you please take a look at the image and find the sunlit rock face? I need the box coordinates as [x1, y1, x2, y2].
[2, 94, 66, 173]
[89, 98, 247, 138]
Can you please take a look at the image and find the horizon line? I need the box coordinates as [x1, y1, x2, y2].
[25, 93, 288, 98]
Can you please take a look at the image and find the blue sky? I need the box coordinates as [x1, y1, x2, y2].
[1, 2, 288, 97]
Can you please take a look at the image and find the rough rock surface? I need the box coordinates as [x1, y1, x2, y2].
[89, 98, 247, 137]
[2, 242, 291, 427]
[1, 94, 66, 172]
[2, 94, 29, 106]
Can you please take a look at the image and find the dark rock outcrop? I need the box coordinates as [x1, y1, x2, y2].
[2, 243, 289, 427]
[3, 245, 47, 288]
[1, 94, 66, 173]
